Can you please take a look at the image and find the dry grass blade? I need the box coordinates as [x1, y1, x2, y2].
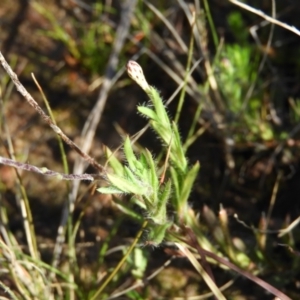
[192, 242, 292, 300]
[228, 0, 300, 36]
[175, 243, 227, 300]
[0, 95, 38, 260]
[183, 227, 292, 300]
[278, 215, 300, 238]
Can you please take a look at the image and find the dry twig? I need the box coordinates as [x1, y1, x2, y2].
[0, 51, 107, 176]
[228, 0, 300, 36]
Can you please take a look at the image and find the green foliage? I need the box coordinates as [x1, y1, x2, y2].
[32, 2, 80, 59]
[228, 11, 249, 43]
[1, 1, 298, 299]
[32, 1, 115, 74]
[131, 248, 148, 279]
[99, 135, 172, 244]
[289, 98, 300, 122]
[79, 21, 113, 73]
[215, 39, 277, 142]
[212, 10, 283, 142]
[217, 44, 256, 113]
[98, 61, 200, 244]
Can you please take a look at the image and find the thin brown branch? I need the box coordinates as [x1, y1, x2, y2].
[0, 156, 100, 181]
[185, 227, 292, 300]
[0, 51, 106, 176]
[228, 0, 300, 37]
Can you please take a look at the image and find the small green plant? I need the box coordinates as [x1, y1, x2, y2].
[0, 51, 292, 300]
[32, 1, 115, 74]
[1, 0, 298, 297]
[212, 10, 278, 143]
[217, 44, 256, 113]
[98, 60, 200, 245]
[92, 61, 229, 299]
[215, 43, 275, 141]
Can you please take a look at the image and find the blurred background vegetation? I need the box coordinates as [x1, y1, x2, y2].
[0, 0, 300, 299]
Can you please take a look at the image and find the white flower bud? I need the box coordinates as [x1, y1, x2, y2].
[126, 60, 150, 92]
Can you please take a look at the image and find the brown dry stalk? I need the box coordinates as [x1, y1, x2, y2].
[0, 156, 100, 181]
[228, 0, 300, 37]
[185, 227, 292, 300]
[0, 51, 106, 177]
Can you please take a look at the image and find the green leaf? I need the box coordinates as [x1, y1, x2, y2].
[105, 146, 124, 176]
[114, 198, 144, 220]
[143, 149, 159, 202]
[124, 137, 139, 172]
[170, 166, 180, 207]
[146, 222, 171, 246]
[130, 195, 147, 210]
[138, 106, 158, 121]
[137, 153, 149, 179]
[152, 180, 171, 224]
[178, 161, 200, 215]
[123, 166, 139, 184]
[151, 121, 172, 145]
[131, 248, 148, 279]
[106, 173, 150, 195]
[147, 87, 170, 127]
[97, 186, 124, 194]
[171, 121, 187, 172]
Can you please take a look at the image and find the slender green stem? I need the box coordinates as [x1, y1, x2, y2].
[90, 220, 148, 300]
[174, 15, 195, 124]
[98, 217, 123, 264]
[184, 102, 203, 152]
[203, 0, 219, 47]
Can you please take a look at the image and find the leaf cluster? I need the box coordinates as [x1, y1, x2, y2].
[98, 62, 200, 244]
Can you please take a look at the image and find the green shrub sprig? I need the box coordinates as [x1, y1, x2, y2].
[98, 60, 200, 244]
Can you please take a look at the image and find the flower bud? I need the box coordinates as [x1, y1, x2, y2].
[126, 60, 150, 92]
